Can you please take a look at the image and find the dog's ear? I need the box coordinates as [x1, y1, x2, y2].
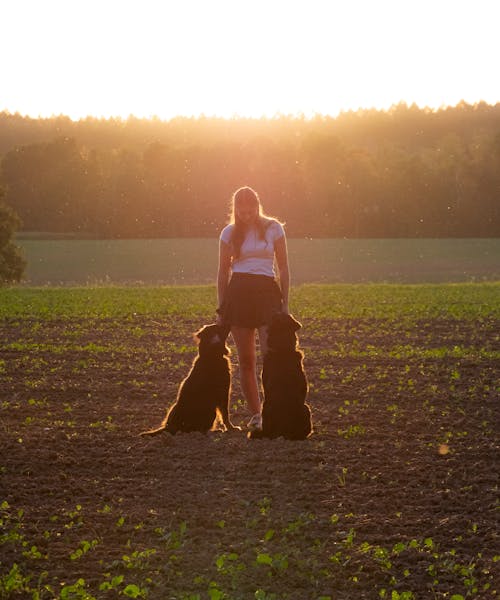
[194, 325, 209, 341]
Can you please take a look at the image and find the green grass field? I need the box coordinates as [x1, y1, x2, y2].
[15, 238, 500, 285]
[1, 282, 499, 320]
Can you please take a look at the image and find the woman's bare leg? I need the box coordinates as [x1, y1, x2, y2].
[231, 326, 261, 416]
[257, 325, 269, 357]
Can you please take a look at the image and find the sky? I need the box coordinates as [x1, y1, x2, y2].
[2, 0, 499, 121]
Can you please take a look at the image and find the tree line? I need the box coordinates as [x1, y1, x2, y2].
[0, 187, 25, 282]
[0, 101, 499, 239]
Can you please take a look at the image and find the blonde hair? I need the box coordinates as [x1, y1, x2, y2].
[229, 187, 278, 258]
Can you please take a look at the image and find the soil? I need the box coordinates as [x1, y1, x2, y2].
[0, 315, 498, 599]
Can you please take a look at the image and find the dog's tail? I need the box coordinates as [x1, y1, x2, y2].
[139, 423, 167, 437]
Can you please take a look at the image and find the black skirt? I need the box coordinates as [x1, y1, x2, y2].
[221, 273, 283, 328]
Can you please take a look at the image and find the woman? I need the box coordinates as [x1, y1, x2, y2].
[216, 186, 290, 431]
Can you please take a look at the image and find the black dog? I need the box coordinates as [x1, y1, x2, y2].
[249, 313, 312, 440]
[140, 324, 238, 436]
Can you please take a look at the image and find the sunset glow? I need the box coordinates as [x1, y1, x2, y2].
[2, 0, 499, 121]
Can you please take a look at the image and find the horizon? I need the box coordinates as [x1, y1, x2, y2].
[2, 98, 498, 125]
[2, 0, 499, 122]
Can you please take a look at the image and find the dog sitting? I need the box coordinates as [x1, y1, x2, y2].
[249, 313, 312, 440]
[140, 324, 238, 436]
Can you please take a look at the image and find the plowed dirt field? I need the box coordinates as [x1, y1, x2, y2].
[1, 306, 498, 599]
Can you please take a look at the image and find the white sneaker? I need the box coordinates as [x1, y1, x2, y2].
[247, 413, 262, 431]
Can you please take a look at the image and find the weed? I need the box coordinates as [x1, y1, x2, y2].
[337, 423, 366, 438]
[337, 467, 348, 487]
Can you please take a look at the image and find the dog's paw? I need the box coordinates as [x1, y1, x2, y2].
[247, 429, 265, 440]
[225, 424, 242, 433]
[223, 423, 241, 433]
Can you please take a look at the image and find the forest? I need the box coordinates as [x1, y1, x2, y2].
[0, 101, 499, 239]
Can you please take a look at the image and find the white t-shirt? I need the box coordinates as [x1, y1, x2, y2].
[220, 220, 285, 278]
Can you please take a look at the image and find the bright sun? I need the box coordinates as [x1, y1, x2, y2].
[2, 0, 499, 120]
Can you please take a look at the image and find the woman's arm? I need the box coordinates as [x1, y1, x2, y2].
[217, 239, 232, 321]
[274, 234, 290, 314]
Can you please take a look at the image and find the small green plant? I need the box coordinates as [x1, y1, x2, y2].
[59, 578, 96, 599]
[0, 563, 33, 597]
[337, 466, 348, 487]
[337, 423, 366, 439]
[258, 497, 272, 516]
[283, 512, 315, 535]
[121, 547, 157, 570]
[99, 575, 148, 598]
[207, 580, 226, 600]
[215, 551, 245, 580]
[255, 552, 289, 571]
[69, 539, 100, 560]
[62, 504, 84, 529]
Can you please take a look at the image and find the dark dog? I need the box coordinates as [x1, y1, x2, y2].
[249, 313, 312, 440]
[140, 324, 238, 436]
